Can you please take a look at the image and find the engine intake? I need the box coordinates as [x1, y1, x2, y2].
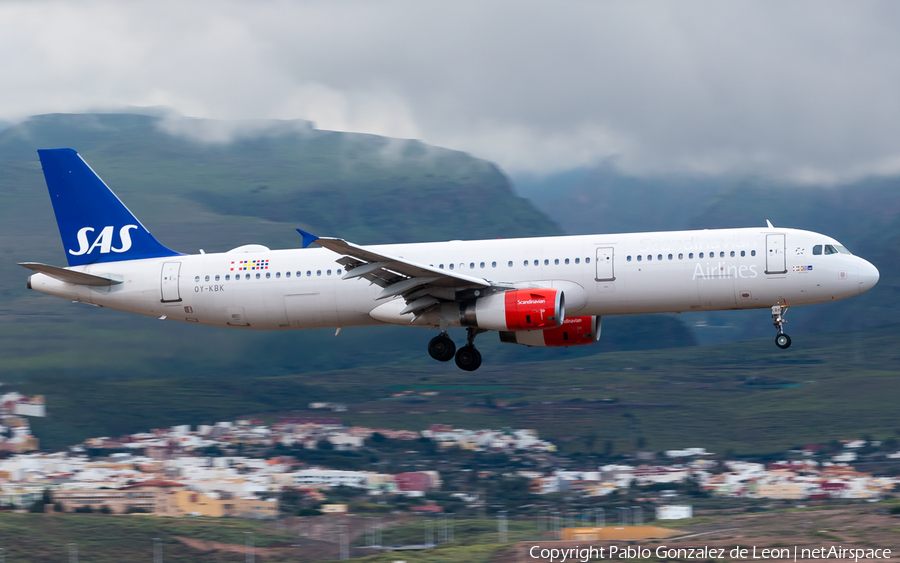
[460, 288, 564, 332]
[499, 316, 601, 347]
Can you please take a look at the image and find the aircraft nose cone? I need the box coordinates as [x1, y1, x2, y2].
[858, 260, 879, 294]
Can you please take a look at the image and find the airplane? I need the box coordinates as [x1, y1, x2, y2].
[21, 148, 880, 371]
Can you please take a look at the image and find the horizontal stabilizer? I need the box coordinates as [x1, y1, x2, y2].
[18, 262, 123, 287]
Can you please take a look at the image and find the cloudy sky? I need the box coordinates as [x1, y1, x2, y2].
[2, 0, 899, 183]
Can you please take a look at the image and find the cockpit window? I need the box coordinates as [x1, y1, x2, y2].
[824, 244, 838, 255]
[835, 245, 852, 255]
[813, 245, 822, 255]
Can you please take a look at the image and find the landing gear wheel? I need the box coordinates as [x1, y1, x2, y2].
[428, 334, 456, 362]
[771, 304, 791, 350]
[455, 345, 482, 371]
[775, 334, 792, 349]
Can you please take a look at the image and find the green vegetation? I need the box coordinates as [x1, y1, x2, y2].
[0, 112, 694, 385]
[536, 167, 900, 342]
[0, 513, 298, 562]
[18, 321, 900, 454]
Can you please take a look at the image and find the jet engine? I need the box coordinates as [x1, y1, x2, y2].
[499, 315, 600, 347]
[460, 288, 564, 332]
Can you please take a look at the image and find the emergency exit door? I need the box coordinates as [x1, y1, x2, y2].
[595, 247, 615, 281]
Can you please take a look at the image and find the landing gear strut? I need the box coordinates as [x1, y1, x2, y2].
[455, 327, 485, 371]
[428, 332, 456, 362]
[772, 305, 791, 349]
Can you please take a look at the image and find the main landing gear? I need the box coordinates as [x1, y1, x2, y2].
[427, 332, 456, 362]
[428, 327, 485, 371]
[772, 305, 791, 349]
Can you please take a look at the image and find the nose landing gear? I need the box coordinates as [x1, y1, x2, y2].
[772, 305, 791, 349]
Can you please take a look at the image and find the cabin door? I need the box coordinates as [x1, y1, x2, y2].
[160, 262, 182, 303]
[765, 234, 787, 274]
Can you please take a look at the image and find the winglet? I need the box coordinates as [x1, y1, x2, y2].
[296, 229, 320, 249]
[766, 219, 775, 228]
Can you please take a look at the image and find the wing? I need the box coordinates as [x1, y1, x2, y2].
[299, 230, 508, 319]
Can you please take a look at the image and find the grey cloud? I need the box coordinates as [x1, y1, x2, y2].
[2, 0, 900, 183]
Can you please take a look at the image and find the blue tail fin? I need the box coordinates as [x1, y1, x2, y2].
[37, 148, 181, 266]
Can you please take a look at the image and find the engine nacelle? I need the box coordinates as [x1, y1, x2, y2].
[499, 316, 601, 347]
[460, 288, 564, 332]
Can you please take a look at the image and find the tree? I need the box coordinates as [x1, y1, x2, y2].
[54, 501, 65, 513]
[316, 438, 334, 451]
[99, 505, 112, 514]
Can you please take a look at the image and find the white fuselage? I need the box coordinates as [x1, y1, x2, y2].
[27, 227, 879, 330]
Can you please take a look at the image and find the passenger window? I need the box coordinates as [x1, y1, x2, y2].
[470, 262, 475, 269]
[226, 274, 231, 281]
[286, 272, 291, 278]
[204, 275, 210, 282]
[534, 260, 539, 266]
[195, 276, 200, 282]
[306, 271, 311, 277]
[275, 272, 280, 278]
[317, 270, 322, 276]
[565, 258, 570, 265]
[459, 263, 465, 270]
[647, 255, 652, 261]
[585, 257, 590, 263]
[554, 259, 559, 265]
[491, 261, 497, 268]
[718, 251, 723, 258]
[256, 273, 261, 279]
[637, 255, 642, 262]
[678, 253, 683, 260]
[266, 272, 271, 279]
[575, 258, 580, 264]
[699, 252, 704, 258]
[751, 250, 756, 256]
[439, 264, 444, 269]
[449, 264, 455, 270]
[730, 251, 735, 257]
[657, 254, 662, 261]
[297, 271, 302, 277]
[813, 245, 822, 255]
[480, 262, 485, 268]
[668, 254, 673, 260]
[544, 259, 549, 266]
[245, 274, 250, 280]
[523, 260, 528, 267]
[689, 253, 694, 259]
[337, 269, 342, 275]
[627, 256, 632, 262]
[824, 244, 838, 255]
[741, 250, 745, 257]
[325, 269, 330, 275]
[215, 275, 220, 281]
[508, 261, 513, 267]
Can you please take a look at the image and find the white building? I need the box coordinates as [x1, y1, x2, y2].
[292, 469, 369, 488]
[656, 505, 693, 520]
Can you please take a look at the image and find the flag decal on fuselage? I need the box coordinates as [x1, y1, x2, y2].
[230, 259, 270, 271]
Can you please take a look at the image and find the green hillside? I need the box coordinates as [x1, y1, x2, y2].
[536, 166, 899, 342]
[23, 323, 900, 453]
[0, 112, 696, 385]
